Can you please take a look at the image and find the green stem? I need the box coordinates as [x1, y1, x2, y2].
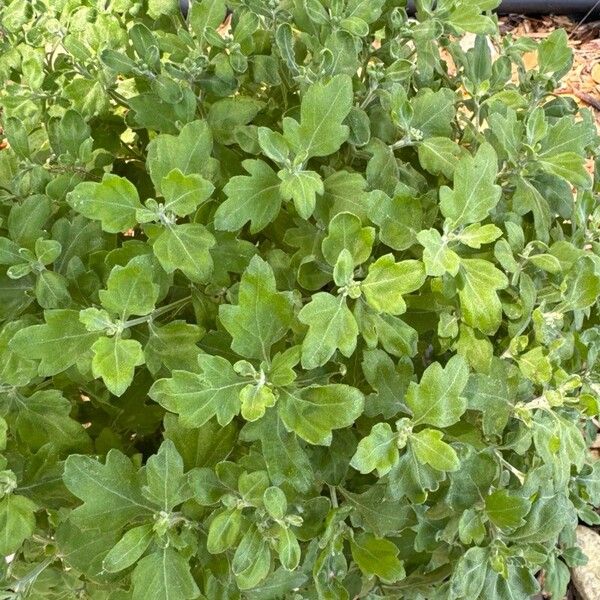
[122, 296, 192, 329]
[329, 484, 339, 508]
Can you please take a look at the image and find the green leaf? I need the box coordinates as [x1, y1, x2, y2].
[439, 142, 501, 228]
[350, 533, 405, 584]
[207, 96, 265, 145]
[465, 371, 512, 437]
[340, 486, 414, 537]
[511, 493, 570, 544]
[214, 159, 283, 234]
[91, 336, 145, 397]
[276, 527, 301, 571]
[241, 411, 314, 493]
[0, 494, 36, 555]
[278, 384, 364, 445]
[284, 74, 353, 159]
[7, 389, 90, 452]
[159, 168, 214, 217]
[103, 524, 154, 573]
[279, 169, 324, 220]
[450, 547, 489, 599]
[233, 525, 271, 589]
[537, 152, 591, 188]
[144, 321, 204, 374]
[410, 429, 460, 472]
[298, 292, 358, 369]
[370, 192, 422, 251]
[189, 0, 227, 42]
[99, 256, 159, 318]
[67, 174, 143, 233]
[207, 508, 242, 554]
[458, 258, 508, 335]
[406, 355, 469, 427]
[143, 440, 192, 511]
[9, 310, 99, 376]
[513, 178, 551, 244]
[149, 355, 245, 427]
[219, 256, 294, 361]
[163, 413, 236, 471]
[485, 489, 531, 529]
[418, 137, 465, 179]
[146, 119, 217, 194]
[153, 223, 215, 283]
[538, 29, 572, 75]
[456, 224, 503, 249]
[387, 445, 446, 502]
[350, 422, 398, 476]
[417, 228, 460, 277]
[361, 349, 412, 418]
[361, 255, 426, 315]
[411, 88, 456, 138]
[321, 212, 375, 267]
[63, 450, 153, 531]
[131, 547, 200, 600]
[558, 257, 600, 312]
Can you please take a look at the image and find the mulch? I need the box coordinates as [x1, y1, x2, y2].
[500, 14, 600, 124]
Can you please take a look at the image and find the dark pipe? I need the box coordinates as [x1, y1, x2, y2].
[407, 0, 600, 16]
[179, 1, 600, 20]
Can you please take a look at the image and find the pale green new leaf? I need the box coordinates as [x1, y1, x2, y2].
[321, 212, 375, 267]
[417, 228, 460, 276]
[361, 255, 426, 315]
[410, 429, 460, 472]
[160, 168, 214, 217]
[558, 257, 600, 312]
[370, 192, 422, 251]
[485, 490, 531, 529]
[350, 422, 398, 476]
[279, 169, 324, 220]
[146, 119, 217, 193]
[350, 533, 406, 584]
[99, 255, 159, 318]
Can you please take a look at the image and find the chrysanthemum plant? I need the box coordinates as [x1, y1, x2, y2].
[0, 0, 599, 598]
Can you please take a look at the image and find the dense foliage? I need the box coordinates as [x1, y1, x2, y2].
[0, 0, 599, 597]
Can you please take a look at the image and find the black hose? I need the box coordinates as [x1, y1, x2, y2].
[496, 0, 600, 14]
[179, 1, 600, 20]
[407, 0, 600, 15]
